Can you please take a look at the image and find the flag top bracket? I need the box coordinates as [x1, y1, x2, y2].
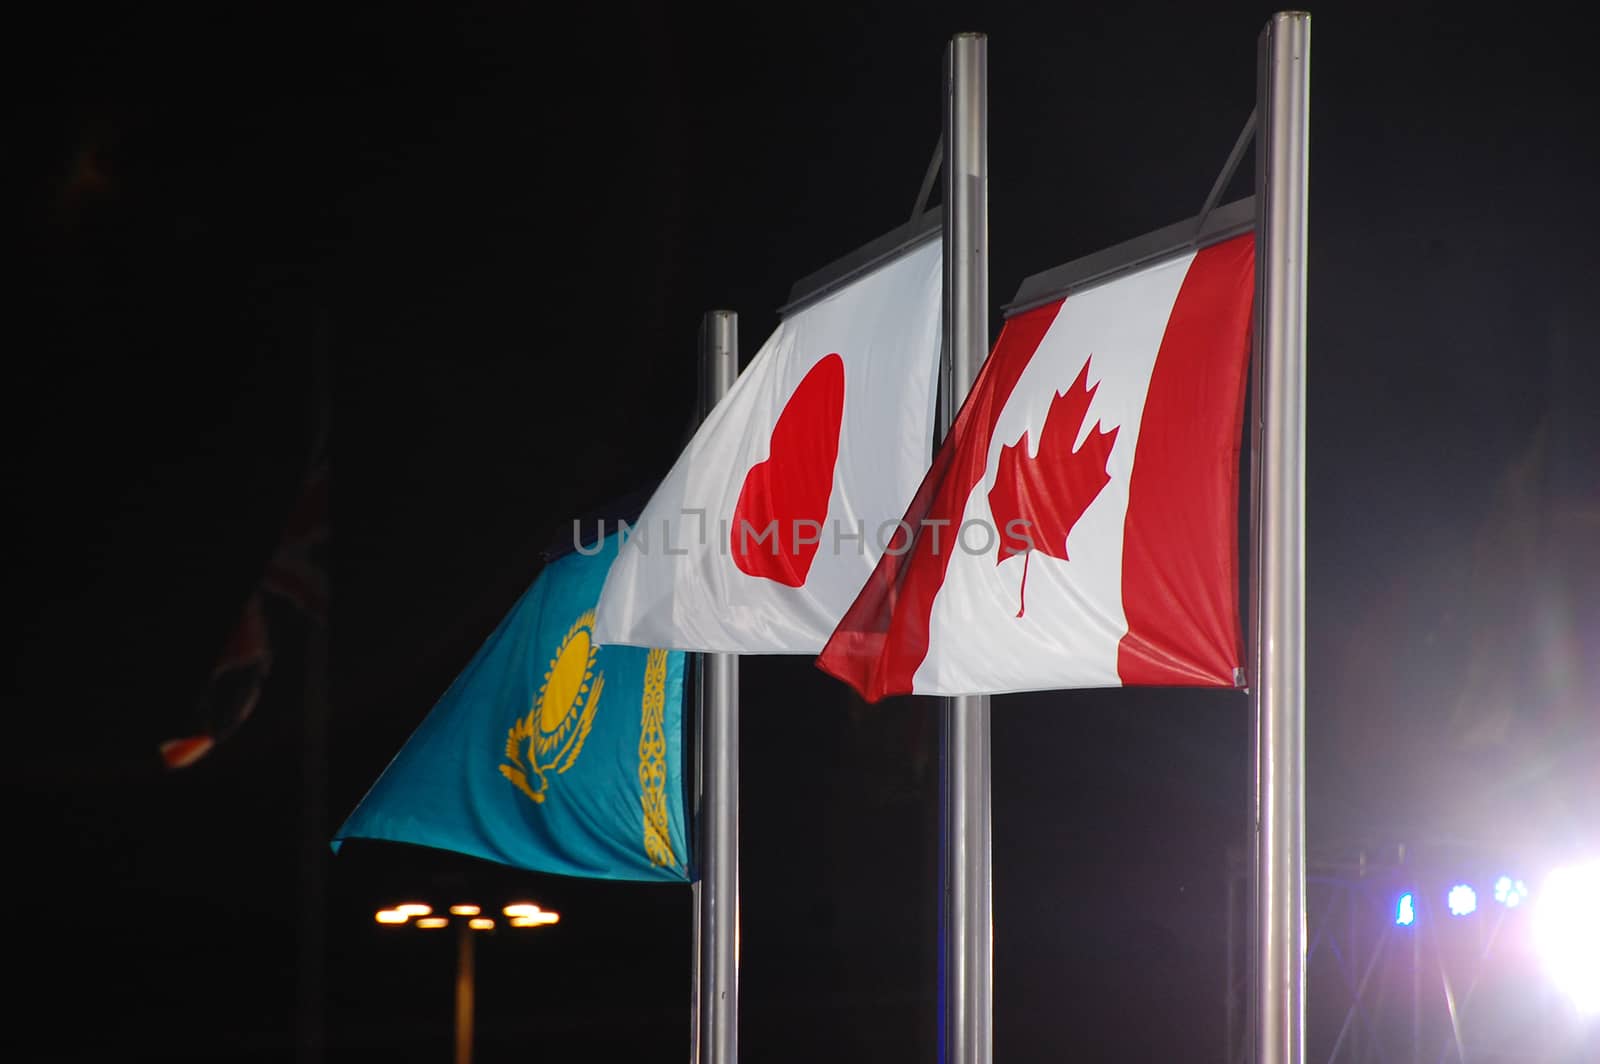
[1003, 103, 1257, 320]
[912, 137, 944, 222]
[777, 207, 942, 318]
[1197, 109, 1258, 234]
[1001, 195, 1255, 318]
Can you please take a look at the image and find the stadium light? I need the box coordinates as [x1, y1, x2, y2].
[1493, 875, 1529, 909]
[1447, 884, 1478, 917]
[372, 897, 562, 1063]
[1533, 860, 1600, 1015]
[1396, 893, 1415, 927]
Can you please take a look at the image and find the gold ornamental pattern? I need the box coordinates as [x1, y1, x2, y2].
[638, 648, 677, 869]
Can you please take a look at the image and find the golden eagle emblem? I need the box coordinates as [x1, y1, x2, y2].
[500, 611, 603, 803]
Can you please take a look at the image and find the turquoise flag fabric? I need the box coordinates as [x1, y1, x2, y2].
[333, 533, 689, 882]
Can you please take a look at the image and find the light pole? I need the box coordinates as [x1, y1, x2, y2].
[374, 899, 561, 1064]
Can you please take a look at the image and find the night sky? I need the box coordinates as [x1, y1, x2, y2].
[12, 3, 1598, 1062]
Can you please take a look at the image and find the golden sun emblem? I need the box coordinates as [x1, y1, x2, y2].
[500, 611, 604, 804]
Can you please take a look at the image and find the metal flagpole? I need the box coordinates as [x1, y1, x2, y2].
[939, 32, 990, 1064]
[695, 310, 741, 1064]
[1251, 12, 1310, 1064]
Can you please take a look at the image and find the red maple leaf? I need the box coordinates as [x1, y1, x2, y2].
[986, 358, 1119, 617]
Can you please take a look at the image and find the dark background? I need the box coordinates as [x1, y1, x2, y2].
[10, 2, 1597, 1061]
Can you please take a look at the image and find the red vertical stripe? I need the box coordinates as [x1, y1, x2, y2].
[816, 301, 1061, 701]
[1116, 234, 1255, 686]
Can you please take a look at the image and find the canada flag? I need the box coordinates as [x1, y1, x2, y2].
[593, 236, 942, 655]
[818, 233, 1256, 699]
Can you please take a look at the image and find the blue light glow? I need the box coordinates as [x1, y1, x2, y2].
[1493, 875, 1529, 908]
[1448, 884, 1478, 917]
[1396, 893, 1415, 926]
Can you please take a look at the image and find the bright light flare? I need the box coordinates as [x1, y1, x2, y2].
[375, 909, 408, 924]
[415, 917, 449, 929]
[450, 905, 481, 916]
[1533, 860, 1600, 1015]
[394, 903, 432, 918]
[510, 912, 560, 927]
[502, 902, 542, 919]
[1396, 893, 1415, 927]
[1447, 884, 1478, 917]
[468, 918, 495, 930]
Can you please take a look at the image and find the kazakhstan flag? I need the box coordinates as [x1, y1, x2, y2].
[334, 532, 688, 881]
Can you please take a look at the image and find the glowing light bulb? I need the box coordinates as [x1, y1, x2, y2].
[1493, 876, 1529, 909]
[510, 911, 559, 927]
[1396, 893, 1416, 927]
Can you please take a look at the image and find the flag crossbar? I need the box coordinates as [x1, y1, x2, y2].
[1001, 195, 1255, 318]
[777, 206, 943, 318]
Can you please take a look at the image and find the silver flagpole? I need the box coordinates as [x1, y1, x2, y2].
[940, 32, 991, 1064]
[1252, 12, 1310, 1064]
[695, 310, 741, 1064]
